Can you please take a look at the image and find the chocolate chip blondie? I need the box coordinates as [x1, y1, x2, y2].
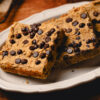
[55, 7, 100, 66]
[84, 0, 100, 36]
[0, 21, 64, 79]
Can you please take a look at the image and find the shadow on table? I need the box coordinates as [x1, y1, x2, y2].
[0, 78, 100, 100]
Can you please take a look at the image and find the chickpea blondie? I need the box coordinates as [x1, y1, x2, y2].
[0, 21, 64, 79]
[55, 7, 100, 66]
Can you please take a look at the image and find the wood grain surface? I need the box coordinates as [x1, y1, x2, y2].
[0, 0, 100, 100]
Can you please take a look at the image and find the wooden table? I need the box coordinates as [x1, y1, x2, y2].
[0, 0, 100, 100]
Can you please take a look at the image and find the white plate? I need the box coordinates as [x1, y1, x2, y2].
[0, 1, 100, 93]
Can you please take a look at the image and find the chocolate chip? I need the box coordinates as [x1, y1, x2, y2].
[71, 42, 81, 48]
[79, 23, 85, 28]
[68, 42, 77, 48]
[21, 27, 29, 32]
[47, 28, 55, 36]
[63, 55, 68, 60]
[34, 45, 38, 49]
[35, 60, 41, 65]
[74, 47, 80, 53]
[87, 23, 93, 29]
[86, 39, 92, 44]
[11, 35, 14, 38]
[66, 17, 73, 23]
[9, 39, 15, 44]
[30, 32, 35, 39]
[33, 52, 39, 58]
[44, 44, 49, 49]
[40, 41, 45, 49]
[15, 58, 21, 64]
[23, 40, 29, 44]
[76, 37, 80, 40]
[72, 21, 79, 26]
[66, 28, 72, 33]
[30, 32, 35, 36]
[74, 43, 78, 47]
[29, 28, 34, 33]
[16, 33, 22, 39]
[93, 11, 99, 17]
[50, 28, 55, 33]
[46, 50, 51, 55]
[92, 19, 97, 24]
[31, 23, 41, 28]
[37, 29, 43, 35]
[40, 53, 46, 59]
[81, 13, 87, 19]
[32, 39, 37, 44]
[33, 27, 39, 33]
[30, 24, 37, 28]
[68, 43, 73, 47]
[29, 46, 35, 50]
[67, 48, 73, 54]
[17, 49, 22, 55]
[22, 27, 29, 36]
[75, 31, 80, 35]
[10, 50, 16, 56]
[21, 59, 28, 64]
[2, 51, 8, 57]
[45, 37, 51, 42]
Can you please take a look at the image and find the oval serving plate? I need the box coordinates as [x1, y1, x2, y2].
[0, 1, 100, 93]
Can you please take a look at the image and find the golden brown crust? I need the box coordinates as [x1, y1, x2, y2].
[0, 64, 47, 79]
[0, 22, 64, 79]
[55, 3, 100, 67]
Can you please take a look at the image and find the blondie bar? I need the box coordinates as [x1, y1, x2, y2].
[55, 7, 100, 66]
[0, 21, 64, 79]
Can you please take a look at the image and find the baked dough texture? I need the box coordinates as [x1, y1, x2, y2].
[0, 21, 64, 79]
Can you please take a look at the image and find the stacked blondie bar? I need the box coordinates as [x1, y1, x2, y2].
[0, 0, 100, 79]
[55, 0, 100, 66]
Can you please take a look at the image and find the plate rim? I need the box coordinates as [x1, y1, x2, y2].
[0, 1, 99, 93]
[0, 67, 100, 93]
